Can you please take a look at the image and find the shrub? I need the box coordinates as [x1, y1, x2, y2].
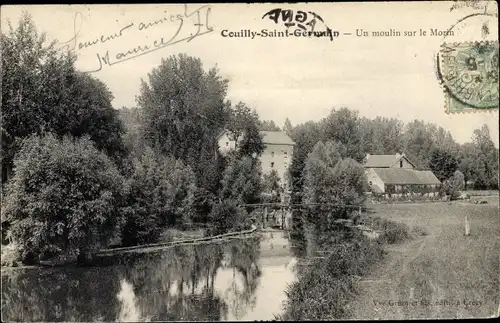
[122, 148, 197, 246]
[207, 200, 248, 236]
[444, 170, 465, 201]
[280, 233, 385, 320]
[2, 134, 126, 264]
[220, 156, 262, 205]
[370, 217, 411, 244]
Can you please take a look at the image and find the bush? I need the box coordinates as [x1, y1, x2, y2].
[444, 170, 465, 200]
[207, 200, 248, 236]
[369, 217, 411, 244]
[280, 233, 385, 320]
[2, 134, 126, 264]
[122, 148, 197, 246]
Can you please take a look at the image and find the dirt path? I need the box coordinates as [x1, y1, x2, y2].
[349, 202, 499, 319]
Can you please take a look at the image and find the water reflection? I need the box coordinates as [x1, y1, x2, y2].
[117, 279, 141, 322]
[2, 233, 298, 321]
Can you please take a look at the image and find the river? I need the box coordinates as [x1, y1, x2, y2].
[1, 230, 299, 321]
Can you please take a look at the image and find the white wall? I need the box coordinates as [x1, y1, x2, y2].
[261, 144, 294, 189]
[217, 132, 295, 189]
[365, 168, 385, 193]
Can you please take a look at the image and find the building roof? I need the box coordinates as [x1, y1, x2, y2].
[217, 130, 295, 146]
[363, 154, 416, 168]
[260, 131, 295, 146]
[372, 168, 441, 185]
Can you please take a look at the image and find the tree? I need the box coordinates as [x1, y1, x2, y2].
[262, 170, 282, 203]
[444, 170, 465, 200]
[137, 53, 229, 185]
[1, 13, 126, 183]
[121, 148, 197, 246]
[471, 124, 499, 189]
[283, 118, 293, 137]
[428, 148, 459, 182]
[303, 141, 366, 220]
[359, 117, 404, 155]
[322, 108, 363, 161]
[402, 120, 437, 168]
[1, 134, 126, 264]
[259, 120, 281, 131]
[207, 200, 249, 236]
[226, 102, 265, 158]
[118, 107, 146, 161]
[457, 142, 477, 190]
[220, 156, 263, 205]
[287, 121, 324, 205]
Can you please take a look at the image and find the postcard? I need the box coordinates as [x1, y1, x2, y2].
[1, 1, 498, 321]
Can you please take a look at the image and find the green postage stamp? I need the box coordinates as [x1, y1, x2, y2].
[439, 41, 499, 114]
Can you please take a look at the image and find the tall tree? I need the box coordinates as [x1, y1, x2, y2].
[1, 13, 126, 183]
[226, 102, 265, 158]
[402, 120, 437, 169]
[287, 121, 324, 205]
[259, 120, 281, 131]
[359, 117, 404, 155]
[283, 118, 293, 137]
[471, 124, 499, 189]
[428, 148, 459, 182]
[322, 108, 363, 161]
[137, 53, 229, 181]
[457, 142, 477, 190]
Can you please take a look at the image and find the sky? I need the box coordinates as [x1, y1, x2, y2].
[2, 2, 499, 146]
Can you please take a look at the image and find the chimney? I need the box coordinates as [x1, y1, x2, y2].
[395, 153, 401, 159]
[366, 153, 370, 159]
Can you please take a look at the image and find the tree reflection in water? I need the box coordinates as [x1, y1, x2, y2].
[1, 236, 263, 322]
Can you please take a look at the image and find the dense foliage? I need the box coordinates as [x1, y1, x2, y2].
[1, 13, 126, 183]
[220, 155, 263, 206]
[1, 134, 126, 264]
[287, 108, 499, 196]
[121, 148, 197, 246]
[303, 141, 367, 218]
[262, 169, 283, 203]
[207, 200, 249, 236]
[280, 231, 385, 320]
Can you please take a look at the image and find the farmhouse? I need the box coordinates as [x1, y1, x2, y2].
[217, 130, 295, 190]
[363, 153, 441, 198]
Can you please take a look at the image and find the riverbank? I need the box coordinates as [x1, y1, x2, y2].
[1, 225, 257, 270]
[279, 209, 439, 320]
[350, 199, 499, 319]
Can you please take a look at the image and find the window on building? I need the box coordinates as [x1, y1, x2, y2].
[284, 151, 287, 158]
[271, 162, 274, 168]
[226, 142, 229, 146]
[369, 181, 373, 186]
[400, 160, 403, 168]
[271, 151, 274, 157]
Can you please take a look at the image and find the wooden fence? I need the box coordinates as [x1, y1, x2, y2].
[96, 225, 258, 257]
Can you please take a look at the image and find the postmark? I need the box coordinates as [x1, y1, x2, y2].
[438, 41, 499, 114]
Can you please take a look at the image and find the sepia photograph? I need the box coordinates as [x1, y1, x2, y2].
[1, 1, 499, 321]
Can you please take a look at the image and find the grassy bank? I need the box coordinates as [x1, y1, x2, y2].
[351, 200, 499, 319]
[279, 217, 410, 320]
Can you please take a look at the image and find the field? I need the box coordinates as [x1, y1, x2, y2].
[349, 197, 499, 319]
